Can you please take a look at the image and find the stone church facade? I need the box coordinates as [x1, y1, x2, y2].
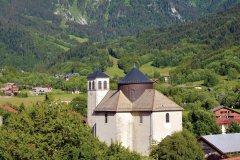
[87, 68, 183, 155]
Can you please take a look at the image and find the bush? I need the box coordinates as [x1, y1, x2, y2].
[17, 92, 28, 98]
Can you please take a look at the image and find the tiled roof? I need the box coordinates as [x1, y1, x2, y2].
[95, 89, 183, 112]
[211, 106, 240, 114]
[119, 67, 152, 84]
[87, 71, 109, 79]
[0, 105, 18, 113]
[200, 133, 240, 154]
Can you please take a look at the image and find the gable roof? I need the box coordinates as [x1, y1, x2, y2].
[200, 133, 240, 154]
[211, 106, 240, 114]
[95, 89, 183, 112]
[87, 71, 109, 79]
[119, 67, 152, 84]
[0, 105, 18, 113]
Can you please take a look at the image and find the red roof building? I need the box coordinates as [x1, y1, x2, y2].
[0, 105, 18, 113]
[211, 106, 240, 133]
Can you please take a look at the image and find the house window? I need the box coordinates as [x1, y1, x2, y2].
[166, 113, 170, 123]
[140, 115, 143, 123]
[98, 81, 102, 90]
[104, 81, 107, 89]
[92, 81, 95, 90]
[105, 114, 108, 123]
[89, 82, 92, 90]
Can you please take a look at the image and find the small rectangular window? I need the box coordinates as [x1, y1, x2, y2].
[92, 123, 96, 137]
[140, 115, 143, 123]
[105, 114, 108, 123]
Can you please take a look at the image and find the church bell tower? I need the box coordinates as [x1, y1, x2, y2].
[87, 71, 109, 127]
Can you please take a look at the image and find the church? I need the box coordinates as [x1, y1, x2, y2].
[87, 67, 183, 155]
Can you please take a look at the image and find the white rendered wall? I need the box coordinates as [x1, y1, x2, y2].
[87, 77, 109, 127]
[132, 112, 151, 155]
[115, 113, 133, 150]
[95, 113, 117, 145]
[152, 111, 182, 143]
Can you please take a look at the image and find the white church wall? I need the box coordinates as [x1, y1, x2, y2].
[87, 77, 109, 128]
[87, 91, 96, 127]
[152, 111, 182, 143]
[95, 112, 117, 145]
[116, 112, 133, 150]
[132, 112, 151, 155]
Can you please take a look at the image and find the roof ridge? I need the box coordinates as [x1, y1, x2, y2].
[152, 90, 156, 111]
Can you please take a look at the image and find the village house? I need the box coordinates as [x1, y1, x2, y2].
[32, 86, 52, 95]
[199, 133, 240, 160]
[211, 106, 240, 133]
[87, 67, 183, 155]
[0, 105, 18, 126]
[0, 83, 19, 96]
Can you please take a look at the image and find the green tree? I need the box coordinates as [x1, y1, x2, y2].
[70, 96, 87, 116]
[150, 130, 204, 160]
[203, 71, 219, 87]
[227, 68, 238, 80]
[0, 102, 142, 159]
[226, 121, 240, 133]
[188, 109, 221, 136]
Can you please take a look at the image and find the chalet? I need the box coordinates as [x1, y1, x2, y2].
[199, 133, 240, 160]
[32, 86, 52, 94]
[211, 106, 240, 133]
[87, 67, 183, 155]
[0, 83, 19, 96]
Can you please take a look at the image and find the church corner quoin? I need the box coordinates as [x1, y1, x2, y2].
[87, 67, 183, 155]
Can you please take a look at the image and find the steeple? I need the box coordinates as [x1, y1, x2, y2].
[87, 70, 109, 127]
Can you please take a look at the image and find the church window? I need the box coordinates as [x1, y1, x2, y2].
[166, 113, 170, 123]
[92, 81, 95, 90]
[140, 115, 143, 123]
[105, 114, 108, 123]
[104, 81, 107, 89]
[98, 81, 102, 89]
[89, 82, 92, 90]
[92, 123, 96, 137]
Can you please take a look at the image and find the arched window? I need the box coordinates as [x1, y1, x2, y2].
[98, 81, 102, 90]
[92, 81, 95, 90]
[105, 114, 108, 123]
[140, 115, 143, 123]
[166, 113, 170, 123]
[104, 81, 107, 89]
[89, 81, 92, 90]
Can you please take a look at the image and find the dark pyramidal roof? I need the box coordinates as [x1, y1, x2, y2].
[119, 67, 152, 84]
[87, 70, 109, 79]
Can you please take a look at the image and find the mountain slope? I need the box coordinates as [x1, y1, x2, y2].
[45, 5, 240, 78]
[0, 1, 239, 73]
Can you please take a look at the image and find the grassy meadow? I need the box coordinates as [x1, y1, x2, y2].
[0, 91, 85, 107]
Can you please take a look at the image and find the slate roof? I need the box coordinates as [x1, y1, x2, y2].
[95, 89, 183, 112]
[87, 71, 109, 79]
[200, 133, 240, 154]
[119, 67, 152, 84]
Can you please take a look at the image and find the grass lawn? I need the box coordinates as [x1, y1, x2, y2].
[105, 56, 125, 77]
[69, 35, 88, 43]
[0, 92, 84, 107]
[140, 62, 176, 77]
